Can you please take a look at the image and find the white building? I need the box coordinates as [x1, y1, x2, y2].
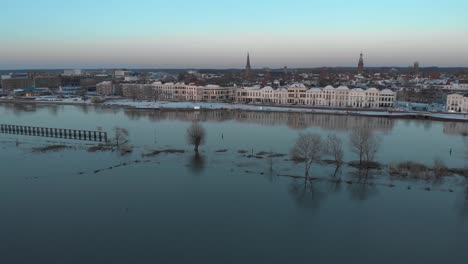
[63, 69, 82, 76]
[236, 84, 396, 108]
[447, 94, 468, 113]
[124, 76, 140, 82]
[122, 82, 236, 102]
[114, 70, 130, 78]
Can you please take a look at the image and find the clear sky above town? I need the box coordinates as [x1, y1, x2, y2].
[1, 0, 467, 69]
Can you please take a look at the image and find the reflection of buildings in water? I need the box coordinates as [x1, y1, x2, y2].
[233, 111, 394, 132]
[1, 103, 38, 117]
[2, 102, 37, 112]
[443, 122, 468, 137]
[465, 138, 468, 161]
[123, 109, 395, 133]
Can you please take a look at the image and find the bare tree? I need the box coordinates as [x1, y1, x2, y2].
[326, 133, 344, 167]
[143, 85, 154, 100]
[128, 88, 138, 101]
[187, 122, 206, 153]
[349, 126, 380, 166]
[363, 134, 380, 164]
[113, 127, 129, 148]
[290, 133, 324, 181]
[153, 89, 163, 101]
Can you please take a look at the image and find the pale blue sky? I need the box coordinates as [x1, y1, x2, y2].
[1, 0, 467, 69]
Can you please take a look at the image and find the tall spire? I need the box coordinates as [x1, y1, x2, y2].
[244, 52, 252, 79]
[357, 52, 364, 75]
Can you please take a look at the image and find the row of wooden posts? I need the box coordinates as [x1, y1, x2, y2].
[0, 124, 107, 142]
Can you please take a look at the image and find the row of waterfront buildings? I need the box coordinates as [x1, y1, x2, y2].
[96, 81, 396, 108]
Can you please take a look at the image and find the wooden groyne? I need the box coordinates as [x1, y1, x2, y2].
[0, 124, 107, 142]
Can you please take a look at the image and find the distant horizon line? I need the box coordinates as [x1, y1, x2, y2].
[2, 66, 468, 72]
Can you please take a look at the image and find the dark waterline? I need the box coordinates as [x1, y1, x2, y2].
[1, 103, 467, 264]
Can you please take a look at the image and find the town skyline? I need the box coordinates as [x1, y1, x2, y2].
[2, 0, 467, 69]
[0, 52, 466, 71]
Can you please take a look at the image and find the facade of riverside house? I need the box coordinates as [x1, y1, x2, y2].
[236, 86, 289, 104]
[121, 82, 236, 102]
[235, 84, 396, 108]
[446, 94, 468, 113]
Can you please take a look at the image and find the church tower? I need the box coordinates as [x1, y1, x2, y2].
[244, 53, 252, 79]
[357, 52, 364, 75]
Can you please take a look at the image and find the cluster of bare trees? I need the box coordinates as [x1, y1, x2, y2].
[290, 133, 325, 182]
[290, 132, 347, 181]
[291, 126, 381, 178]
[349, 126, 380, 166]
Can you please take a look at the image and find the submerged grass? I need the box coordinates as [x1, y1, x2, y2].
[142, 149, 185, 157]
[32, 145, 70, 152]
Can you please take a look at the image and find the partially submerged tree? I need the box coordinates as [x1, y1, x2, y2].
[326, 133, 344, 167]
[187, 122, 206, 153]
[290, 133, 324, 181]
[113, 127, 129, 148]
[349, 126, 380, 166]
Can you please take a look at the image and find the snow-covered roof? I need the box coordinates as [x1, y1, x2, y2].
[447, 93, 465, 97]
[367, 88, 379, 93]
[336, 86, 349, 91]
[351, 88, 364, 92]
[324, 85, 335, 90]
[261, 86, 273, 91]
[289, 83, 306, 89]
[243, 86, 261, 90]
[308, 88, 322, 93]
[381, 89, 395, 94]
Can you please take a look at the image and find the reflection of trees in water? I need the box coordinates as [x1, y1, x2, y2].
[189, 153, 205, 175]
[123, 110, 395, 133]
[464, 137, 468, 161]
[79, 104, 89, 114]
[328, 166, 343, 193]
[288, 180, 325, 210]
[1, 103, 37, 117]
[407, 119, 433, 130]
[125, 109, 144, 121]
[348, 169, 378, 201]
[93, 106, 121, 115]
[47, 105, 59, 116]
[423, 121, 432, 131]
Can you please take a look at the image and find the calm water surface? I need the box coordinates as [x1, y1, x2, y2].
[1, 103, 467, 264]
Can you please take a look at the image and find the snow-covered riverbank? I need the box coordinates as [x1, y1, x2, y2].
[2, 98, 468, 122]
